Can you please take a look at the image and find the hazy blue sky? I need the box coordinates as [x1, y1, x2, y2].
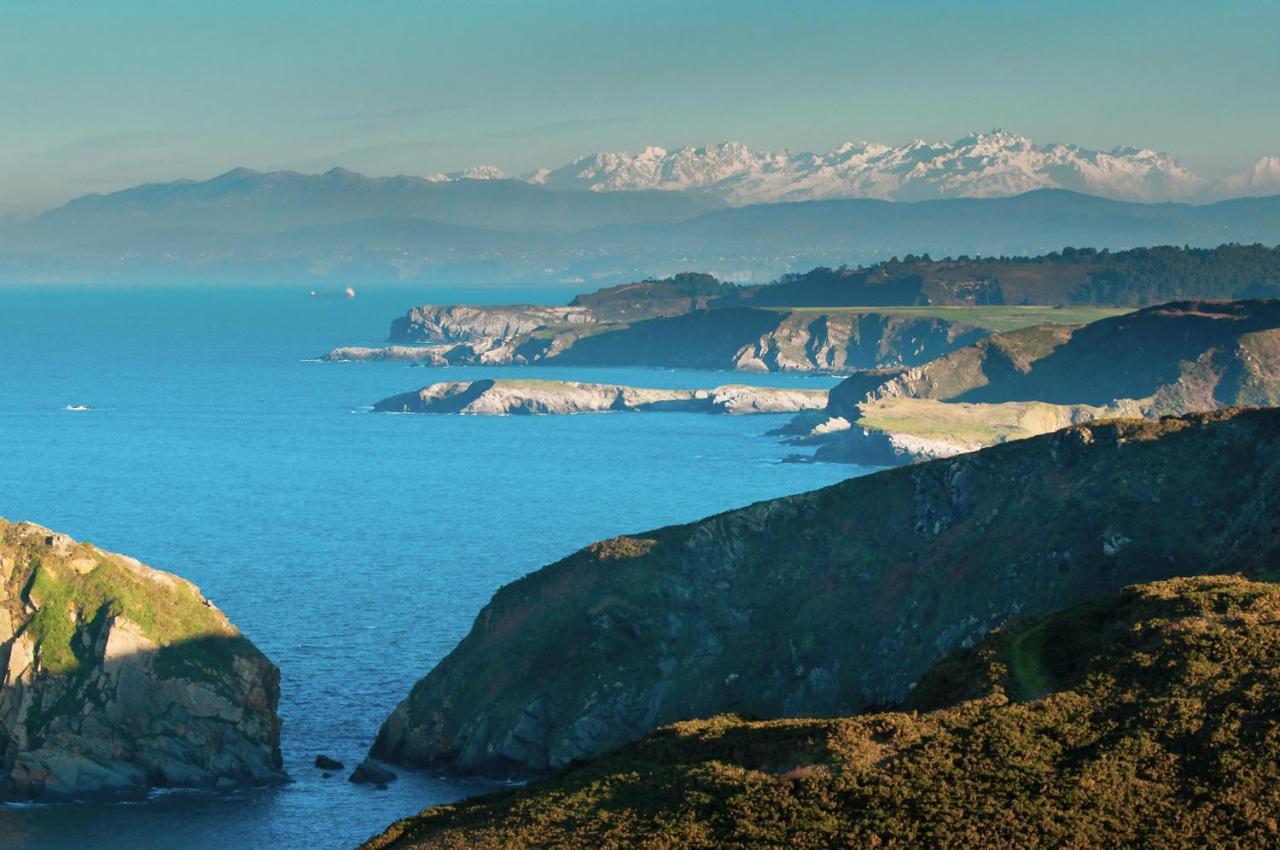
[2, 0, 1277, 213]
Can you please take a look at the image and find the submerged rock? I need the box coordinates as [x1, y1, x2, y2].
[349, 758, 397, 785]
[0, 519, 285, 801]
[315, 754, 344, 770]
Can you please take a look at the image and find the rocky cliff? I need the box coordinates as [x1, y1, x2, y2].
[368, 407, 1280, 778]
[784, 298, 1280, 464]
[0, 519, 285, 800]
[362, 574, 1280, 849]
[343, 307, 988, 373]
[856, 298, 1280, 410]
[373, 380, 827, 416]
[389, 305, 594, 345]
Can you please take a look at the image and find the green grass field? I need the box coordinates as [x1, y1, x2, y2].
[774, 305, 1133, 332]
[1007, 622, 1052, 702]
[853, 398, 1110, 446]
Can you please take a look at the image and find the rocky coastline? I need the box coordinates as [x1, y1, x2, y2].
[373, 379, 828, 416]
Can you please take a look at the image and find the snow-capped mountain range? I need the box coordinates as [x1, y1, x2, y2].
[434, 131, 1279, 205]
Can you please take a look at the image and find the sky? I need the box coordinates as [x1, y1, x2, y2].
[1, 0, 1278, 215]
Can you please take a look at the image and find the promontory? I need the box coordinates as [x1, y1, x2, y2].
[367, 407, 1280, 778]
[0, 518, 285, 800]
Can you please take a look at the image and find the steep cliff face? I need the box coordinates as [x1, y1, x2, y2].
[861, 299, 1280, 409]
[362, 575, 1280, 850]
[0, 519, 285, 800]
[543, 308, 988, 372]
[349, 308, 988, 373]
[372, 380, 827, 416]
[368, 408, 1280, 778]
[785, 298, 1280, 464]
[389, 305, 593, 344]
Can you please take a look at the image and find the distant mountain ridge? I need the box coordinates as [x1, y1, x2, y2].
[5, 167, 1280, 284]
[510, 131, 1277, 205]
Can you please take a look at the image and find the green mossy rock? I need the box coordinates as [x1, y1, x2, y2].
[0, 519, 285, 800]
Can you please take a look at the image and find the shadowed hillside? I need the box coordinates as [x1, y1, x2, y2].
[361, 574, 1280, 849]
[365, 408, 1280, 780]
[847, 298, 1280, 411]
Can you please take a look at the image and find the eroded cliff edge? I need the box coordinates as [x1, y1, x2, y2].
[0, 519, 285, 800]
[368, 407, 1280, 778]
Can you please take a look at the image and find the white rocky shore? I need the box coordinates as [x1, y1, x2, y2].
[373, 379, 828, 416]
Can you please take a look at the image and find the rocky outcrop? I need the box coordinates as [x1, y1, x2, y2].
[385, 278, 735, 344]
[368, 408, 1280, 778]
[390, 305, 593, 344]
[0, 519, 285, 800]
[372, 380, 828, 416]
[349, 758, 397, 786]
[323, 343, 512, 366]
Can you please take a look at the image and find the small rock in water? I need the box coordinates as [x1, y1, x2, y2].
[348, 758, 397, 785]
[315, 754, 344, 770]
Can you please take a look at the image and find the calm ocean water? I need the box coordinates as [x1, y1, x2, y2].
[0, 284, 861, 849]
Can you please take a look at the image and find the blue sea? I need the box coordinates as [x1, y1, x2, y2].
[0, 284, 860, 849]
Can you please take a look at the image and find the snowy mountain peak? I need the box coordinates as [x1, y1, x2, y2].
[427, 133, 1275, 205]
[425, 164, 508, 182]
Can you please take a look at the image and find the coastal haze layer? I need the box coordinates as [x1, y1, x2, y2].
[4, 164, 1280, 284]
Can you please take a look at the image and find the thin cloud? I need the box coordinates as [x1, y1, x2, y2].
[284, 137, 472, 172]
[485, 115, 640, 141]
[18, 130, 195, 161]
[316, 104, 471, 141]
[318, 104, 463, 123]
